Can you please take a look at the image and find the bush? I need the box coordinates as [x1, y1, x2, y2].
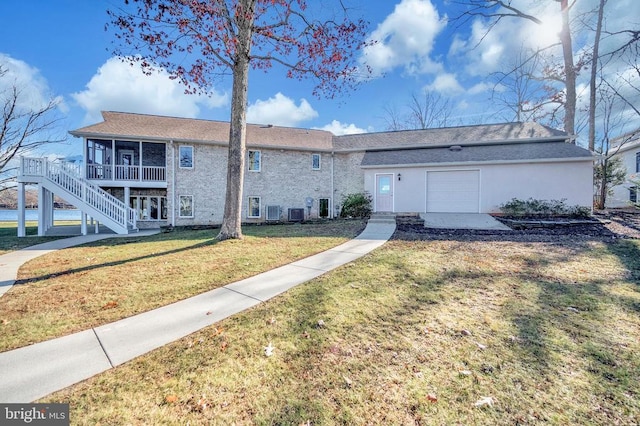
[340, 192, 372, 218]
[499, 198, 591, 218]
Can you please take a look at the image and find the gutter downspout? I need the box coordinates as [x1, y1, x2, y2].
[170, 140, 176, 226]
[331, 152, 335, 219]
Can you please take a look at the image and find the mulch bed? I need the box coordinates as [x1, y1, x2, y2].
[392, 210, 640, 242]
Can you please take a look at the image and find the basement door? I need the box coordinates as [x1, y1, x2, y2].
[375, 173, 394, 212]
[426, 170, 480, 213]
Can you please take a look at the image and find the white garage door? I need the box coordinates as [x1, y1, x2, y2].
[426, 170, 480, 213]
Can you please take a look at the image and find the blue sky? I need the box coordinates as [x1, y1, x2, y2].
[1, 0, 638, 159]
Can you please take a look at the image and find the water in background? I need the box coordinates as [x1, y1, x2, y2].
[0, 209, 82, 222]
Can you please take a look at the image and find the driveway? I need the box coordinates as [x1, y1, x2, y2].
[421, 213, 511, 230]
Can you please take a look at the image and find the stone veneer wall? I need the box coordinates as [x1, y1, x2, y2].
[168, 142, 365, 226]
[332, 151, 366, 213]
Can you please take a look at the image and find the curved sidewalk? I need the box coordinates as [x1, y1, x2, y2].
[0, 219, 396, 403]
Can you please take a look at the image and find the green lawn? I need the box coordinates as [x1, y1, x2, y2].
[27, 230, 640, 425]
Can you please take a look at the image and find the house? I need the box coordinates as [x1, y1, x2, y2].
[16, 111, 594, 236]
[605, 129, 640, 208]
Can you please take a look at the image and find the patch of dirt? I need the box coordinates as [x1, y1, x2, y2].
[392, 210, 640, 242]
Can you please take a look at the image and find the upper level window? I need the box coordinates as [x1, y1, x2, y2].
[248, 150, 261, 171]
[179, 146, 193, 169]
[636, 152, 640, 173]
[312, 153, 321, 170]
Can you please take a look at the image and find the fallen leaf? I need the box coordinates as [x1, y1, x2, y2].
[301, 331, 310, 339]
[317, 319, 325, 328]
[266, 317, 276, 325]
[0, 319, 9, 325]
[165, 395, 178, 404]
[474, 396, 495, 407]
[459, 370, 472, 376]
[220, 341, 228, 351]
[567, 307, 580, 313]
[426, 393, 438, 403]
[265, 342, 275, 357]
[461, 329, 472, 336]
[102, 301, 118, 310]
[476, 342, 487, 350]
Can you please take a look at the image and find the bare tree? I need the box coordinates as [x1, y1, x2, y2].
[0, 66, 64, 191]
[452, 0, 579, 136]
[593, 84, 637, 209]
[382, 91, 452, 131]
[108, 0, 371, 240]
[491, 49, 549, 123]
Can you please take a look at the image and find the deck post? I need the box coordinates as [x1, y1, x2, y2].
[17, 182, 26, 237]
[37, 185, 45, 236]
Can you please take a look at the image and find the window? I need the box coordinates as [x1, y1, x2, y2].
[179, 195, 194, 217]
[636, 152, 640, 173]
[319, 198, 330, 218]
[130, 196, 168, 220]
[248, 196, 261, 218]
[248, 150, 261, 171]
[630, 187, 638, 203]
[179, 146, 193, 169]
[312, 153, 321, 170]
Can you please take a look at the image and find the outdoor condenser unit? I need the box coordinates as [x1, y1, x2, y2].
[288, 208, 304, 222]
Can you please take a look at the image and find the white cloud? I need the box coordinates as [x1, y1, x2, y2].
[0, 53, 67, 113]
[426, 73, 464, 95]
[72, 57, 227, 123]
[246, 93, 318, 127]
[360, 0, 447, 77]
[468, 82, 493, 95]
[315, 120, 367, 136]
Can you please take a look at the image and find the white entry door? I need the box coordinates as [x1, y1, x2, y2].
[426, 170, 480, 213]
[376, 173, 394, 212]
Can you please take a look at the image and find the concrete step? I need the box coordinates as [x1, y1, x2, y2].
[368, 213, 397, 224]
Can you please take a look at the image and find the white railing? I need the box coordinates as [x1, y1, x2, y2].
[86, 163, 165, 182]
[20, 157, 137, 232]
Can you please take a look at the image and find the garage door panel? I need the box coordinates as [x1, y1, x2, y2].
[427, 170, 479, 213]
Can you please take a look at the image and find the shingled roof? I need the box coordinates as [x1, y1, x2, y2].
[361, 140, 593, 167]
[70, 112, 576, 156]
[333, 122, 568, 151]
[70, 111, 334, 151]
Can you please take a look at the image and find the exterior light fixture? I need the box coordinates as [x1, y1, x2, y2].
[397, 173, 402, 181]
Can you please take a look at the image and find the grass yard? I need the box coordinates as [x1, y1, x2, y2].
[0, 221, 366, 352]
[35, 233, 640, 425]
[0, 221, 74, 255]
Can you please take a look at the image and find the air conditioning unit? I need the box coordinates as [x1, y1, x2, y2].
[266, 205, 281, 221]
[288, 208, 304, 222]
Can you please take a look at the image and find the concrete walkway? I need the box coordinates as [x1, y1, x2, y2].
[0, 219, 396, 403]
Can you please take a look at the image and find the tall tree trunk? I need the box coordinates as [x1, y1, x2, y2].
[588, 0, 606, 151]
[217, 0, 255, 240]
[559, 0, 576, 138]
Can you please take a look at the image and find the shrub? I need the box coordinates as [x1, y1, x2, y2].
[340, 192, 372, 218]
[499, 198, 591, 218]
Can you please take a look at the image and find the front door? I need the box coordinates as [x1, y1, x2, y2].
[375, 173, 394, 212]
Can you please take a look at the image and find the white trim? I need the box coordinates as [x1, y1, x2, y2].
[179, 195, 194, 218]
[247, 196, 261, 218]
[178, 145, 194, 169]
[248, 150, 261, 172]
